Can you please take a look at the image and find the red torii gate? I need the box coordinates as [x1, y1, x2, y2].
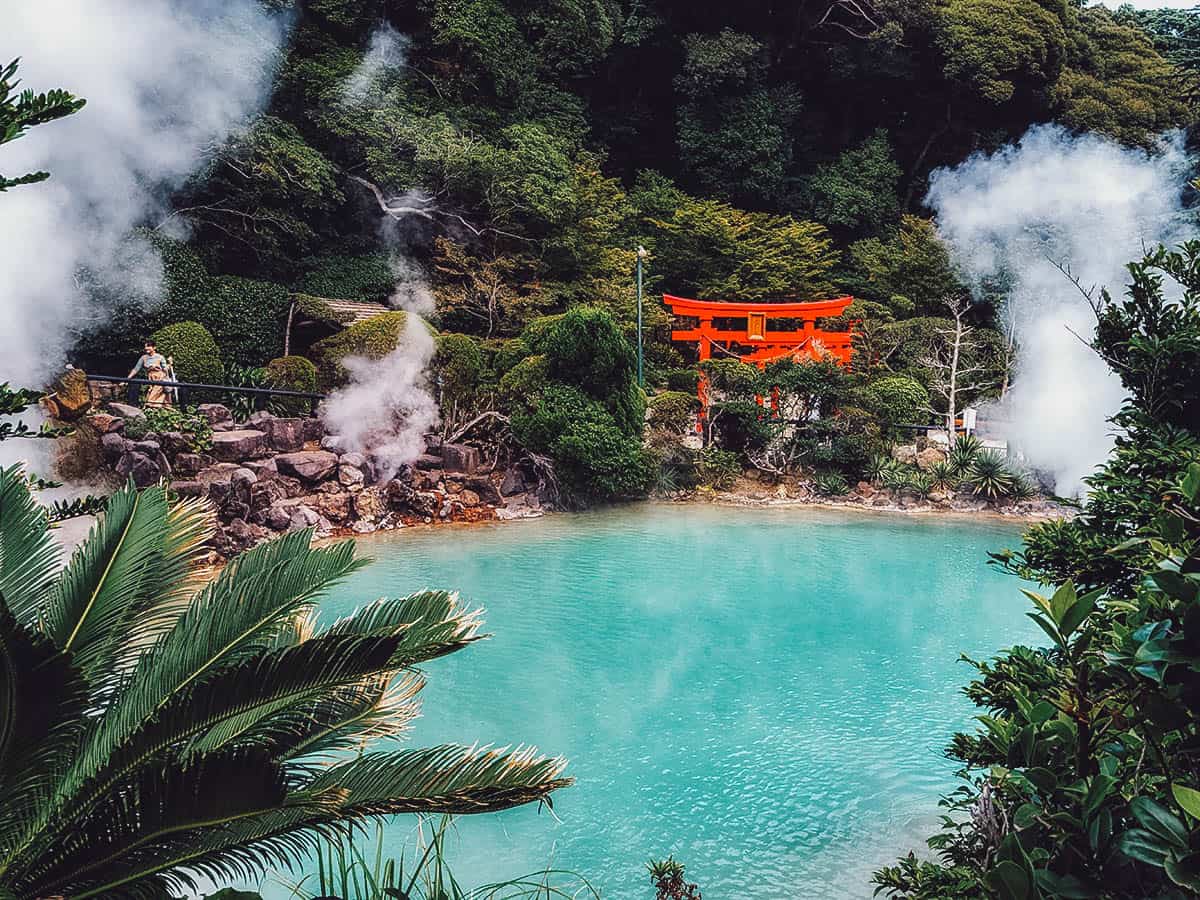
[663, 293, 856, 430]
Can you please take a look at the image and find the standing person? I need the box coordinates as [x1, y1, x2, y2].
[128, 340, 172, 409]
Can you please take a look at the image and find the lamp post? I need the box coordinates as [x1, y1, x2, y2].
[636, 245, 648, 388]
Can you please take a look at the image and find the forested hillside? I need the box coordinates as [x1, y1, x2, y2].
[76, 0, 1197, 371]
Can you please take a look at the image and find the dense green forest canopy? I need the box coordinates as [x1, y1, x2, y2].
[72, 0, 1199, 375]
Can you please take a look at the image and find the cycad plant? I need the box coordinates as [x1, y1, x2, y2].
[948, 434, 982, 475]
[927, 460, 958, 493]
[964, 451, 1015, 500]
[0, 467, 569, 899]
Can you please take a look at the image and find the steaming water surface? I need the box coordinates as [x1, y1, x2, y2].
[314, 505, 1037, 899]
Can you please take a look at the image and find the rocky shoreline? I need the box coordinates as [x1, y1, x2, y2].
[88, 401, 554, 557]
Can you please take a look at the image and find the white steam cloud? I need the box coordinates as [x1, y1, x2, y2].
[321, 26, 440, 480]
[926, 125, 1195, 494]
[0, 0, 286, 388]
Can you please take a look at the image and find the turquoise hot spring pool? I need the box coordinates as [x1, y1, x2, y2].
[314, 504, 1039, 899]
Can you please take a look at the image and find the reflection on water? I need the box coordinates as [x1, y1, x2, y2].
[314, 504, 1035, 900]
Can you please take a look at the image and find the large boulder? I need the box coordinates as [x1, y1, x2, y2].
[441, 443, 480, 475]
[500, 467, 526, 496]
[465, 476, 502, 505]
[891, 444, 918, 466]
[916, 446, 947, 471]
[263, 417, 305, 453]
[107, 402, 145, 420]
[42, 369, 93, 421]
[352, 487, 386, 521]
[196, 403, 232, 425]
[211, 429, 268, 462]
[275, 450, 339, 483]
[158, 431, 192, 458]
[314, 490, 351, 524]
[116, 451, 160, 488]
[302, 417, 325, 443]
[100, 432, 127, 465]
[87, 412, 124, 434]
[338, 464, 365, 487]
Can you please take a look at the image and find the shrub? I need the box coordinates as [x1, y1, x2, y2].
[813, 471, 850, 496]
[434, 333, 487, 419]
[498, 354, 550, 409]
[295, 251, 395, 301]
[948, 433, 983, 474]
[491, 337, 531, 376]
[265, 354, 320, 415]
[665, 367, 700, 393]
[150, 321, 223, 384]
[964, 451, 1015, 499]
[533, 307, 636, 402]
[861, 375, 929, 424]
[310, 310, 435, 388]
[124, 406, 213, 451]
[928, 460, 958, 491]
[697, 447, 741, 490]
[648, 391, 700, 434]
[202, 274, 293, 366]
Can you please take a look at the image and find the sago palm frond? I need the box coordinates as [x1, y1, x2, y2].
[0, 476, 570, 899]
[0, 464, 61, 622]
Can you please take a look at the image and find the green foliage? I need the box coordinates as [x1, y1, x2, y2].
[880, 244, 1200, 898]
[123, 406, 213, 452]
[0, 473, 569, 898]
[434, 333, 488, 428]
[963, 450, 1015, 500]
[265, 355, 319, 415]
[647, 391, 699, 435]
[848, 216, 963, 318]
[800, 130, 902, 237]
[295, 252, 396, 302]
[150, 321, 223, 384]
[860, 375, 930, 425]
[0, 58, 85, 192]
[813, 471, 850, 497]
[648, 855, 702, 900]
[696, 447, 740, 490]
[948, 433, 983, 475]
[928, 460, 959, 492]
[311, 311, 435, 388]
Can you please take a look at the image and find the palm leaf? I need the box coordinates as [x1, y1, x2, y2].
[45, 482, 171, 680]
[0, 595, 86, 857]
[309, 745, 573, 816]
[70, 531, 364, 797]
[0, 465, 61, 625]
[319, 590, 485, 668]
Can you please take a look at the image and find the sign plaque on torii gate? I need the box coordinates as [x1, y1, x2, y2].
[663, 293, 857, 430]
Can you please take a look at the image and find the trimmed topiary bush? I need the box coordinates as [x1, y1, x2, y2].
[310, 311, 436, 388]
[665, 367, 700, 393]
[861, 374, 929, 425]
[265, 355, 319, 414]
[150, 321, 223, 384]
[498, 354, 550, 408]
[295, 251, 395, 302]
[648, 391, 700, 434]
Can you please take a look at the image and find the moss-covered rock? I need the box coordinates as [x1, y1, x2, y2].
[150, 321, 223, 383]
[310, 311, 435, 388]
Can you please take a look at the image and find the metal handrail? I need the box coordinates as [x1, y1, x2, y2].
[87, 374, 325, 414]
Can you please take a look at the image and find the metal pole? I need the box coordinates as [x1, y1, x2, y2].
[636, 248, 645, 388]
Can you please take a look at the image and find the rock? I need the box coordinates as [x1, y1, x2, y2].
[338, 465, 365, 487]
[276, 450, 339, 482]
[170, 479, 205, 497]
[263, 417, 305, 453]
[385, 478, 414, 508]
[100, 432, 127, 464]
[352, 487, 386, 521]
[264, 503, 293, 531]
[264, 473, 305, 499]
[232, 466, 258, 487]
[315, 491, 351, 524]
[243, 457, 278, 476]
[107, 401, 146, 420]
[441, 443, 480, 475]
[222, 518, 268, 553]
[425, 433, 443, 453]
[351, 520, 378, 534]
[211, 429, 268, 462]
[116, 451, 160, 487]
[916, 446, 947, 471]
[301, 417, 325, 443]
[44, 369, 93, 421]
[871, 495, 893, 507]
[88, 412, 124, 434]
[246, 410, 275, 426]
[445, 479, 464, 494]
[412, 468, 443, 491]
[465, 476, 503, 506]
[194, 462, 243, 486]
[340, 451, 366, 469]
[500, 468, 527, 496]
[414, 453, 443, 471]
[891, 444, 918, 466]
[129, 439, 160, 455]
[929, 490, 950, 504]
[159, 431, 191, 457]
[855, 481, 876, 497]
[289, 505, 320, 529]
[459, 489, 481, 507]
[320, 435, 346, 454]
[196, 403, 233, 425]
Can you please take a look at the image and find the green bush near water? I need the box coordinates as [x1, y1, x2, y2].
[310, 310, 437, 388]
[149, 320, 223, 384]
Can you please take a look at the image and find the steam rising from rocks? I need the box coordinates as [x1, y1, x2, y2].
[926, 125, 1195, 494]
[0, 0, 286, 387]
[321, 27, 440, 479]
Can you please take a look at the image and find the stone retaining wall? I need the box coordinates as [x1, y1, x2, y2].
[92, 401, 550, 556]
